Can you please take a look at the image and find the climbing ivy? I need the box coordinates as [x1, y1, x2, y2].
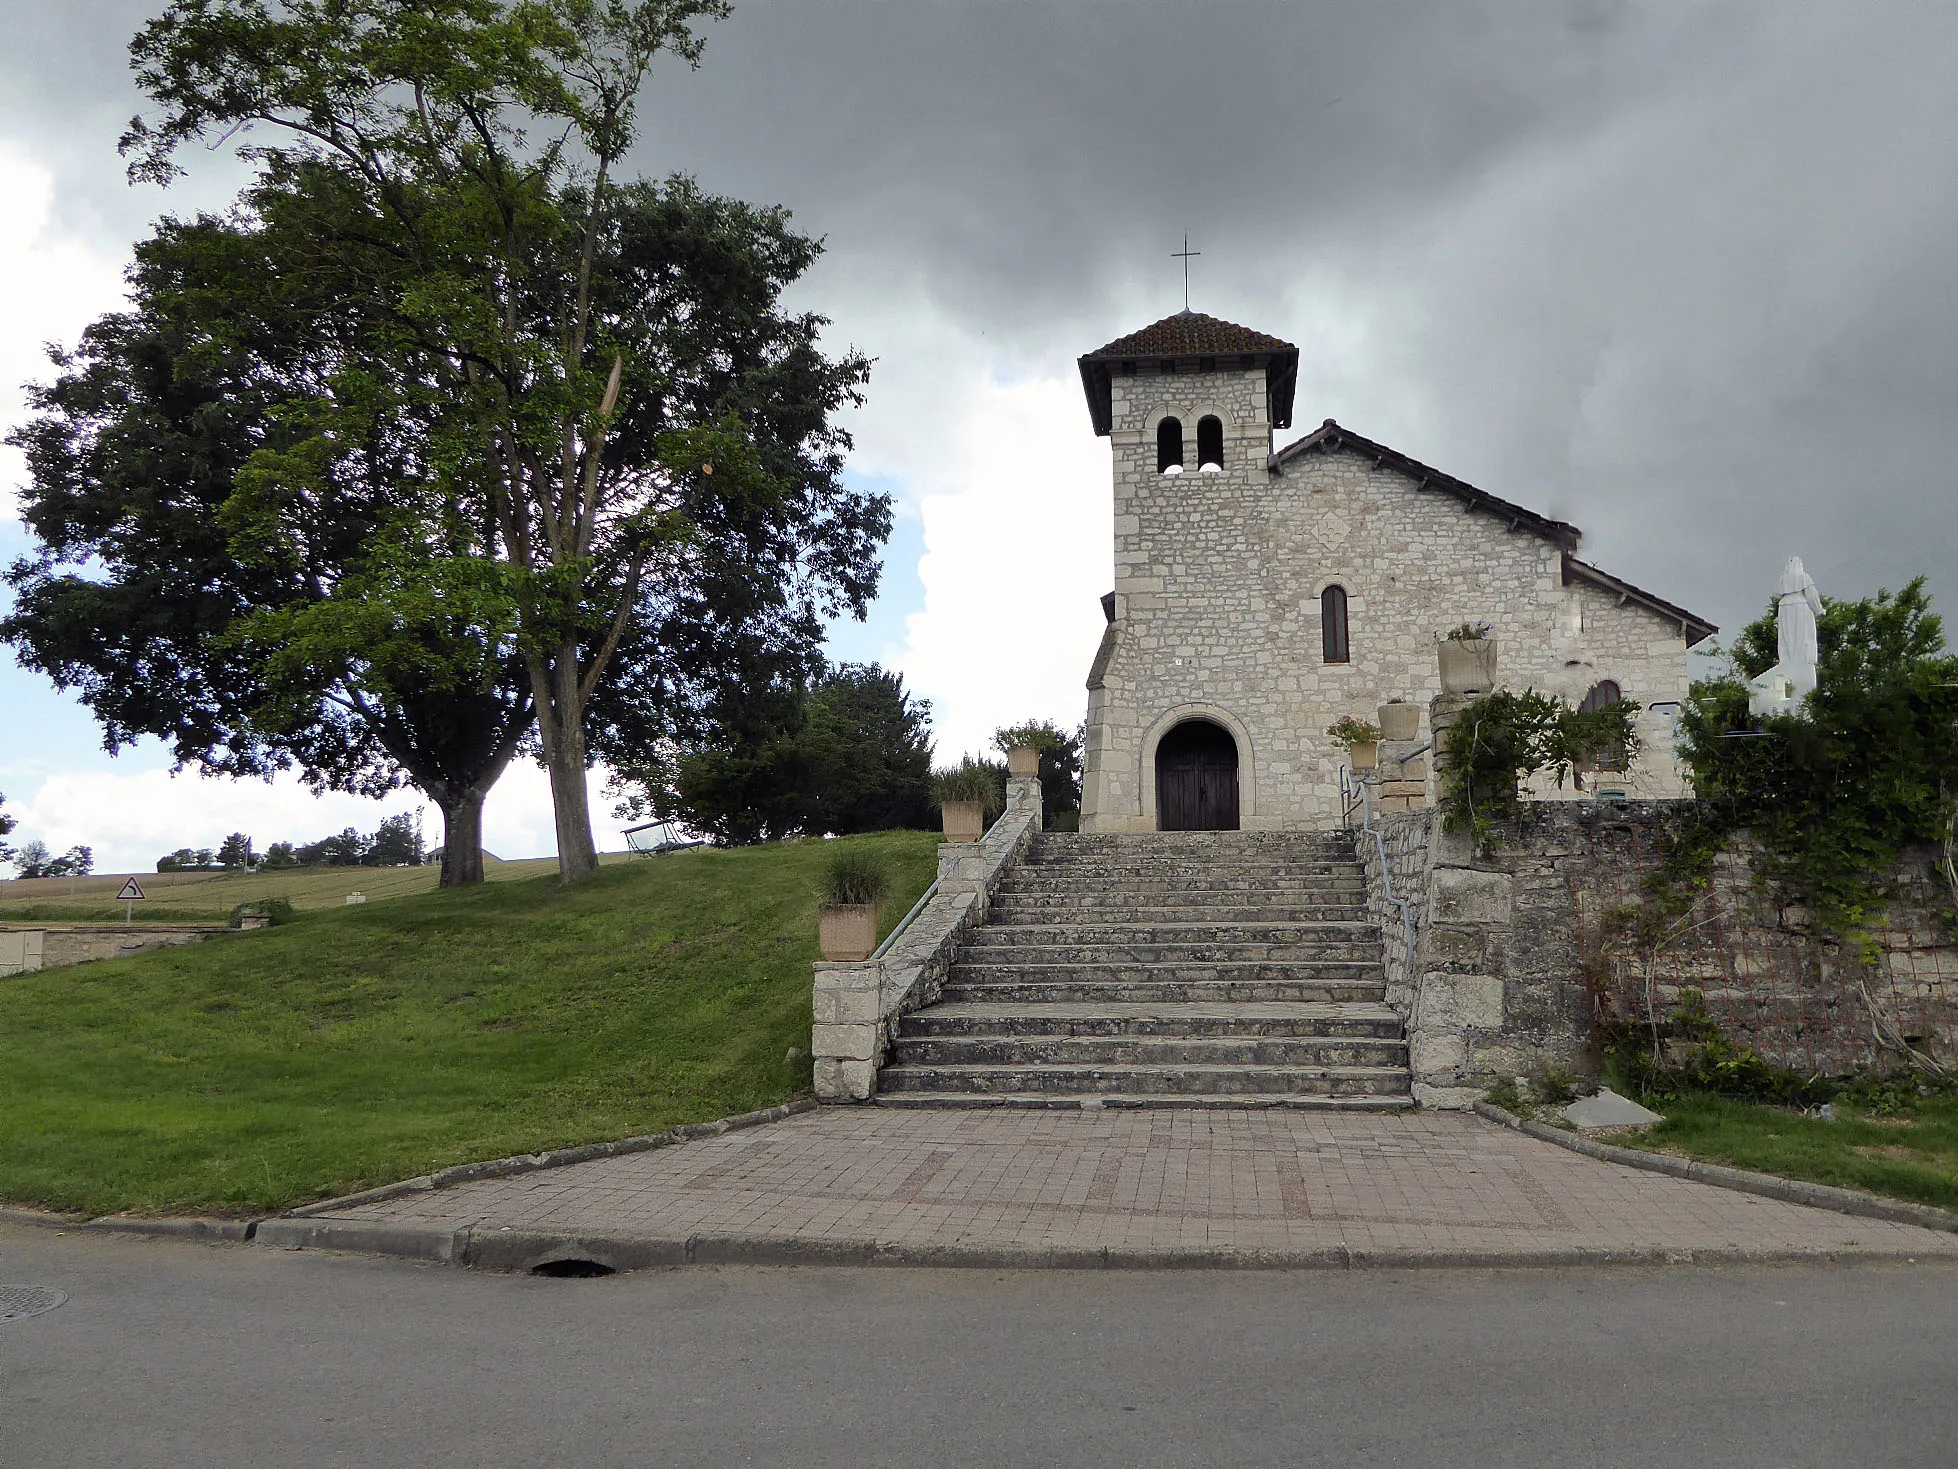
[1440, 690, 1641, 847]
[1670, 578, 1958, 948]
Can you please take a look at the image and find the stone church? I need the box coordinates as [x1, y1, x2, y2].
[1075, 311, 1716, 832]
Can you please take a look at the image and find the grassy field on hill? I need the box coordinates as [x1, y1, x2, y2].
[0, 852, 638, 923]
[0, 830, 939, 1217]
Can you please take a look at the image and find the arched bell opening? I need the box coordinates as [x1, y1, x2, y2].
[1154, 719, 1241, 831]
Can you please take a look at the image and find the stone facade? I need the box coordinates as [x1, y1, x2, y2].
[1079, 322, 1709, 833]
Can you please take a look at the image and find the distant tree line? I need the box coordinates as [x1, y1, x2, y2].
[156, 814, 424, 872]
[0, 791, 96, 880]
[608, 661, 1085, 844]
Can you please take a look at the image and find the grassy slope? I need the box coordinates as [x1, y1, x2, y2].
[1620, 1092, 1958, 1211]
[0, 831, 938, 1217]
[0, 852, 639, 923]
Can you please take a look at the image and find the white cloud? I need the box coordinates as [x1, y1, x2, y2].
[6, 760, 612, 876]
[889, 375, 1112, 762]
[0, 140, 127, 519]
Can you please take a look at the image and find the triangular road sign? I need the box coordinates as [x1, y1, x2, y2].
[116, 878, 146, 902]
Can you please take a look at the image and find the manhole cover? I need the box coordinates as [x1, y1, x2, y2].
[0, 1286, 67, 1324]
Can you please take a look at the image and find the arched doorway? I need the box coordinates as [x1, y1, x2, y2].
[1155, 719, 1240, 831]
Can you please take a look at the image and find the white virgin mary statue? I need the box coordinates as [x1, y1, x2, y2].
[1776, 555, 1821, 697]
[1747, 555, 1822, 716]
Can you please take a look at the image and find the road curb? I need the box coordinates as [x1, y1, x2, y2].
[239, 1221, 1954, 1274]
[1472, 1100, 1958, 1236]
[0, 1099, 822, 1245]
[282, 1098, 820, 1218]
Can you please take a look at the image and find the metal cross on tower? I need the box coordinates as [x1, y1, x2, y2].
[1172, 234, 1200, 311]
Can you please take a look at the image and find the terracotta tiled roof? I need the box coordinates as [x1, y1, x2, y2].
[1078, 311, 1301, 434]
[1084, 311, 1296, 359]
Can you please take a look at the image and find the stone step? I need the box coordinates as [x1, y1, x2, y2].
[1034, 835, 1357, 855]
[875, 1061, 1411, 1097]
[955, 943, 1381, 967]
[989, 902, 1370, 925]
[951, 958, 1382, 983]
[939, 978, 1388, 1005]
[965, 920, 1376, 947]
[873, 1092, 1414, 1112]
[1018, 859, 1365, 877]
[899, 1000, 1404, 1039]
[889, 1033, 1408, 1068]
[994, 875, 1368, 896]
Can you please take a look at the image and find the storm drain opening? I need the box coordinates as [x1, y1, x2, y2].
[530, 1259, 616, 1279]
[0, 1286, 68, 1324]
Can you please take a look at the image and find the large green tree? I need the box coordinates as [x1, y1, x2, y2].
[8, 0, 884, 885]
[615, 663, 934, 845]
[103, 0, 885, 882]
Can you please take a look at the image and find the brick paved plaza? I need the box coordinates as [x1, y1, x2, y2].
[317, 1108, 1958, 1263]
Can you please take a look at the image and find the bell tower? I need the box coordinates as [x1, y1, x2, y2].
[1075, 311, 1300, 831]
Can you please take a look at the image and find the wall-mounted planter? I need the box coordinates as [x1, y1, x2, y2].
[1438, 636, 1498, 695]
[1348, 741, 1380, 772]
[1007, 746, 1040, 778]
[941, 800, 986, 843]
[1377, 702, 1421, 742]
[818, 903, 879, 962]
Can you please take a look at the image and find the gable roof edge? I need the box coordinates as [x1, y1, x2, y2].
[1271, 420, 1582, 551]
[1563, 554, 1719, 648]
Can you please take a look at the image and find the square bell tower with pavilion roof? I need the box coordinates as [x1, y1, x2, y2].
[1074, 309, 1715, 832]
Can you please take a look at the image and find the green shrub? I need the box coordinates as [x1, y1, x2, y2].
[1325, 715, 1382, 749]
[228, 896, 296, 928]
[820, 848, 892, 907]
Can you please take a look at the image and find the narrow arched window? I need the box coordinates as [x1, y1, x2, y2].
[1579, 680, 1622, 712]
[1321, 585, 1350, 664]
[1197, 415, 1224, 471]
[1157, 417, 1184, 474]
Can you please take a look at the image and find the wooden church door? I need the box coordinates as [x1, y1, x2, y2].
[1155, 720, 1241, 831]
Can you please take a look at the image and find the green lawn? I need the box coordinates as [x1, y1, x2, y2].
[1618, 1091, 1958, 1212]
[0, 851, 638, 923]
[0, 830, 939, 1218]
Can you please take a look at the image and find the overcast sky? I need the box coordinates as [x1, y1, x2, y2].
[4, 1, 1956, 871]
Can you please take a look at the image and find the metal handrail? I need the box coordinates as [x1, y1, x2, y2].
[870, 876, 941, 962]
[1341, 766, 1417, 983]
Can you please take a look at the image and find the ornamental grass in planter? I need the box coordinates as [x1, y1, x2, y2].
[932, 758, 1004, 843]
[818, 848, 894, 962]
[1437, 622, 1498, 695]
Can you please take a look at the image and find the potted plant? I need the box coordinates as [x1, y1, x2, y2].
[818, 848, 893, 962]
[1006, 744, 1040, 779]
[933, 758, 1002, 843]
[1377, 698, 1420, 742]
[1437, 622, 1498, 694]
[1326, 715, 1383, 772]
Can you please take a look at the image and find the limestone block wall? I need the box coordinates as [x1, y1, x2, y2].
[1353, 800, 1958, 1107]
[1082, 405, 1696, 832]
[0, 924, 226, 975]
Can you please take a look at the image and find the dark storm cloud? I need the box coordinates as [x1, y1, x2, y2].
[8, 1, 1956, 645]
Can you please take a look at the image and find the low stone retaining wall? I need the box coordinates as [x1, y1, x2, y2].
[0, 923, 229, 975]
[1354, 800, 1958, 1105]
[811, 777, 1043, 1102]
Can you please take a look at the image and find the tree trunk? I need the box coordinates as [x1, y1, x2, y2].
[538, 646, 599, 884]
[436, 787, 487, 888]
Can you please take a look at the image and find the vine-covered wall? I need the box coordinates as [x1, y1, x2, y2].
[1358, 801, 1957, 1105]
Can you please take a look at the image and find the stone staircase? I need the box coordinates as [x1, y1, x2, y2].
[877, 831, 1412, 1108]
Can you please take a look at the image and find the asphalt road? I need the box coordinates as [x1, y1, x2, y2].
[3, 1224, 1954, 1468]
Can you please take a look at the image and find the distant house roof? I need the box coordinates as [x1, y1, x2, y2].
[1273, 418, 1717, 646]
[1078, 311, 1300, 435]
